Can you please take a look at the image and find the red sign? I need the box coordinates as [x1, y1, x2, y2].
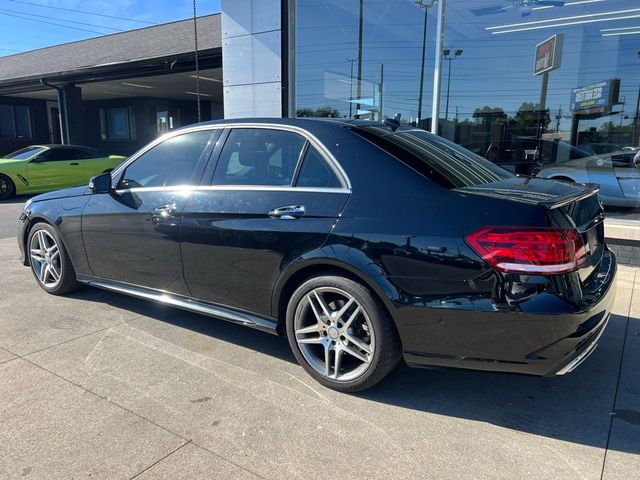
[534, 34, 563, 76]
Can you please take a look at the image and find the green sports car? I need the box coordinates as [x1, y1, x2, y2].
[0, 145, 126, 200]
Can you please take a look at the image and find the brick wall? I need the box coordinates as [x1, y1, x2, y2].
[608, 242, 640, 267]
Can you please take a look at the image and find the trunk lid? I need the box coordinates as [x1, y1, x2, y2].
[457, 177, 605, 278]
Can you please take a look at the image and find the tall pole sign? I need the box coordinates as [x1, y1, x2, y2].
[533, 34, 563, 139]
[534, 33, 563, 110]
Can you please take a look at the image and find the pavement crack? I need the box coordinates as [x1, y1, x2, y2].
[189, 441, 273, 480]
[20, 315, 146, 359]
[129, 440, 191, 480]
[600, 269, 637, 480]
[20, 356, 190, 444]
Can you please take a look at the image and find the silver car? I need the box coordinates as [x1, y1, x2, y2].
[536, 150, 640, 208]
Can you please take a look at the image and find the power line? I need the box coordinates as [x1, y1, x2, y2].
[8, 0, 156, 25]
[0, 8, 123, 31]
[0, 11, 104, 34]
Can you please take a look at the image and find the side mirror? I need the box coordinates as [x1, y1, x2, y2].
[89, 172, 113, 194]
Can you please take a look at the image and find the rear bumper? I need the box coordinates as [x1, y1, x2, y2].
[397, 250, 617, 376]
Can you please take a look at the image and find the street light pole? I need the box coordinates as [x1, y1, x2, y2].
[430, 0, 445, 134]
[443, 48, 462, 120]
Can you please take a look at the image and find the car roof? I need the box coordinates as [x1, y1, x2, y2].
[32, 144, 98, 151]
[186, 117, 390, 131]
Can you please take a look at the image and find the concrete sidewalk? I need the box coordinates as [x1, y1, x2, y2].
[0, 236, 638, 479]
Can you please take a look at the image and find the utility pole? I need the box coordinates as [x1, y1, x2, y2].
[633, 85, 640, 147]
[416, 1, 435, 127]
[355, 0, 364, 118]
[347, 58, 356, 118]
[379, 63, 384, 121]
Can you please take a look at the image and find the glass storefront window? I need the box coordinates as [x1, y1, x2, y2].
[295, 0, 640, 208]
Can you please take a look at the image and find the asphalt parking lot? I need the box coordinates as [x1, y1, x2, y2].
[0, 196, 638, 480]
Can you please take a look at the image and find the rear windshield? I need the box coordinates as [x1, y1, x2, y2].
[353, 125, 514, 188]
[4, 146, 47, 160]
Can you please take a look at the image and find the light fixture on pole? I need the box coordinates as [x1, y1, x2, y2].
[443, 48, 462, 121]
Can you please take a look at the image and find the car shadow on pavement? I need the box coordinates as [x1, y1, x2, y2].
[362, 312, 639, 455]
[65, 286, 296, 364]
[67, 286, 637, 454]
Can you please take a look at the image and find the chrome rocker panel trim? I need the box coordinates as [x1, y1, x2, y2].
[77, 275, 278, 334]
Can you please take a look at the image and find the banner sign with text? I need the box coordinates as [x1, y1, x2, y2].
[571, 79, 620, 114]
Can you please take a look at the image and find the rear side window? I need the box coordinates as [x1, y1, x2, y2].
[213, 128, 306, 186]
[295, 146, 342, 188]
[354, 126, 513, 188]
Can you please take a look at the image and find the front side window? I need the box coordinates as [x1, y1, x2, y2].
[119, 130, 218, 189]
[213, 128, 306, 186]
[100, 107, 136, 141]
[38, 149, 78, 162]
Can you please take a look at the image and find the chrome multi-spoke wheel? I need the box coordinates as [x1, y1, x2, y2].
[287, 275, 401, 392]
[27, 223, 79, 295]
[295, 287, 375, 382]
[30, 229, 62, 288]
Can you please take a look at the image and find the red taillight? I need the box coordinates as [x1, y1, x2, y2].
[465, 226, 586, 275]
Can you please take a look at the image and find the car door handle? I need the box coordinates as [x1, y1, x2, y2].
[152, 203, 178, 218]
[70, 162, 79, 166]
[268, 205, 305, 220]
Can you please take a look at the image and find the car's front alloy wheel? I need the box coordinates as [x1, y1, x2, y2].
[28, 223, 79, 295]
[286, 275, 401, 392]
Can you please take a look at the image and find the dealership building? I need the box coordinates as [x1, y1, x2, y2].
[0, 0, 639, 173]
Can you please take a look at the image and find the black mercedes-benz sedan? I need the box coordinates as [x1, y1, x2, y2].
[17, 118, 616, 392]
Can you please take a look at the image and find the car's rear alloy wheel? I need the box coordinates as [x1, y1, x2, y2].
[28, 223, 79, 295]
[287, 275, 401, 392]
[0, 174, 15, 201]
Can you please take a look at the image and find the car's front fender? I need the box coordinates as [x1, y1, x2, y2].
[19, 193, 92, 275]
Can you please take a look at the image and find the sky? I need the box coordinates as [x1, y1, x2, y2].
[0, 0, 222, 56]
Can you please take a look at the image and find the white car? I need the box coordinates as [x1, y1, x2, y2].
[536, 151, 640, 208]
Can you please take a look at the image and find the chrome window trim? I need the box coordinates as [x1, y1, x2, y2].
[115, 185, 351, 195]
[111, 122, 352, 190]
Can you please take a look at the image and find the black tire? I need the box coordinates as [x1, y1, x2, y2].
[286, 274, 401, 393]
[0, 174, 15, 201]
[27, 222, 79, 295]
